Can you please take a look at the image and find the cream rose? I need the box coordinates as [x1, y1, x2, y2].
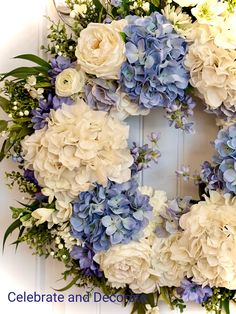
[75, 20, 126, 79]
[94, 241, 157, 294]
[55, 68, 85, 97]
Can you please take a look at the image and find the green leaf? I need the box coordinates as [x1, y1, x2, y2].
[12, 226, 25, 252]
[0, 120, 8, 132]
[34, 82, 51, 88]
[120, 32, 126, 42]
[150, 0, 160, 6]
[2, 218, 22, 253]
[1, 66, 48, 80]
[0, 96, 10, 112]
[0, 138, 13, 162]
[14, 54, 51, 70]
[54, 275, 80, 292]
[223, 300, 230, 314]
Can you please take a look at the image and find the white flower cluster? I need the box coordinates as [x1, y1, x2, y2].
[22, 98, 133, 203]
[171, 191, 236, 289]
[173, 0, 236, 112]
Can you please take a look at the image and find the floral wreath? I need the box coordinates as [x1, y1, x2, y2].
[1, 0, 236, 313]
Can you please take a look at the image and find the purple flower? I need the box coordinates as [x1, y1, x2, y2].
[200, 161, 223, 191]
[120, 13, 189, 112]
[177, 278, 212, 304]
[70, 245, 103, 277]
[156, 197, 191, 238]
[31, 94, 73, 130]
[84, 79, 118, 112]
[23, 169, 48, 201]
[111, 0, 122, 7]
[48, 56, 72, 84]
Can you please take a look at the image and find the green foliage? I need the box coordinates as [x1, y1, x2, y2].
[14, 54, 51, 70]
[2, 218, 22, 252]
[203, 287, 236, 314]
[41, 18, 77, 60]
[6, 171, 38, 194]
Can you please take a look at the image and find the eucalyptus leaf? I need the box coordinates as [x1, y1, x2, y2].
[2, 218, 22, 252]
[0, 120, 8, 132]
[14, 54, 51, 70]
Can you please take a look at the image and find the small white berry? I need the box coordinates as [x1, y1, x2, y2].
[69, 46, 73, 50]
[58, 52, 62, 56]
[55, 237, 61, 244]
[13, 101, 18, 105]
[13, 106, 18, 110]
[8, 114, 12, 118]
[62, 255, 67, 259]
[58, 244, 64, 250]
[50, 251, 55, 256]
[24, 110, 29, 116]
[19, 112, 24, 117]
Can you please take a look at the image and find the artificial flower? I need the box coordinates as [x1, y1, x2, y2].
[75, 20, 126, 79]
[55, 67, 85, 97]
[22, 98, 133, 202]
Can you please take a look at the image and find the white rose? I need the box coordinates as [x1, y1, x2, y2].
[75, 21, 127, 79]
[95, 241, 157, 293]
[55, 68, 85, 97]
[174, 0, 198, 7]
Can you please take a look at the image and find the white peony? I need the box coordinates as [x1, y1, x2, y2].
[172, 191, 236, 289]
[94, 241, 158, 294]
[174, 0, 198, 7]
[22, 98, 133, 202]
[150, 233, 187, 287]
[75, 20, 126, 79]
[55, 68, 85, 97]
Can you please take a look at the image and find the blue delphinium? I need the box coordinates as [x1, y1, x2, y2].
[48, 56, 72, 84]
[120, 12, 189, 110]
[70, 244, 103, 277]
[31, 94, 73, 130]
[84, 79, 118, 112]
[177, 278, 212, 304]
[70, 179, 153, 252]
[130, 132, 161, 175]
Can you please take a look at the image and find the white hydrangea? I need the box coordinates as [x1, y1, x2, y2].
[171, 191, 236, 289]
[22, 98, 133, 202]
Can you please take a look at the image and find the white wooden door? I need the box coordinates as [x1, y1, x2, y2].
[0, 1, 222, 313]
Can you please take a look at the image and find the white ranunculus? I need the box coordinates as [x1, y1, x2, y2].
[150, 233, 187, 287]
[55, 68, 85, 97]
[22, 98, 133, 202]
[95, 241, 158, 294]
[173, 0, 198, 7]
[75, 20, 127, 79]
[172, 191, 236, 289]
[31, 208, 54, 226]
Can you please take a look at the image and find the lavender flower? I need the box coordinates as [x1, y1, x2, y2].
[23, 169, 48, 201]
[70, 179, 153, 252]
[31, 94, 73, 130]
[120, 13, 189, 111]
[200, 161, 223, 191]
[111, 0, 122, 7]
[70, 244, 103, 277]
[130, 132, 161, 175]
[84, 79, 118, 111]
[214, 124, 236, 160]
[48, 56, 72, 84]
[177, 278, 212, 304]
[156, 197, 191, 238]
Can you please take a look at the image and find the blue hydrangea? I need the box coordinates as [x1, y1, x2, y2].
[120, 12, 189, 110]
[214, 123, 236, 193]
[215, 124, 236, 161]
[70, 179, 153, 252]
